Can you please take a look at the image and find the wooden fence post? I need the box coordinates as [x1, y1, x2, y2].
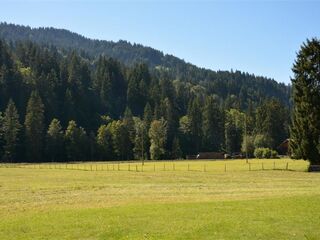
[286, 162, 289, 170]
[273, 161, 275, 170]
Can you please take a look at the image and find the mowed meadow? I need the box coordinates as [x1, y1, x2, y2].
[1, 159, 320, 240]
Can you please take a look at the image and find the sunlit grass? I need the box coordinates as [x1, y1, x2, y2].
[0, 159, 319, 239]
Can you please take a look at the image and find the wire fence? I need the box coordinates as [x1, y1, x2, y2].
[0, 160, 309, 173]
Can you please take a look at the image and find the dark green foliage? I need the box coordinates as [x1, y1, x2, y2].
[0, 24, 292, 162]
[290, 38, 320, 164]
[94, 56, 126, 117]
[255, 99, 288, 149]
[1, 99, 21, 162]
[24, 91, 45, 162]
[188, 98, 202, 152]
[178, 115, 192, 155]
[171, 136, 182, 159]
[127, 64, 151, 116]
[202, 96, 224, 151]
[225, 109, 244, 154]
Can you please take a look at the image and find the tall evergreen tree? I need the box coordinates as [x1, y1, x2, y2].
[25, 91, 45, 162]
[143, 103, 153, 129]
[127, 63, 151, 115]
[202, 96, 225, 151]
[225, 109, 244, 154]
[171, 136, 182, 159]
[255, 99, 288, 149]
[46, 118, 64, 162]
[187, 98, 202, 153]
[290, 38, 320, 166]
[2, 99, 21, 162]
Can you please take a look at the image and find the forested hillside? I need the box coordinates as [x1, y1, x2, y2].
[0, 22, 290, 106]
[0, 23, 291, 162]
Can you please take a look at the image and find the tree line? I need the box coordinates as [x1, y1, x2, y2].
[0, 39, 289, 162]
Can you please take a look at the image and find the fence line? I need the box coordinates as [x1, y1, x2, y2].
[0, 161, 306, 173]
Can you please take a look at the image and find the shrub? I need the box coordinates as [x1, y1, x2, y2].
[254, 148, 278, 159]
[254, 148, 264, 159]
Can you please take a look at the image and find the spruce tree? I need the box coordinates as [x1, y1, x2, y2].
[202, 96, 225, 151]
[290, 38, 320, 167]
[46, 118, 64, 162]
[187, 98, 202, 153]
[171, 136, 182, 159]
[143, 103, 153, 129]
[25, 91, 45, 162]
[2, 99, 21, 162]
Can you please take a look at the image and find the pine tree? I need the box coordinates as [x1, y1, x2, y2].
[25, 91, 45, 162]
[290, 38, 320, 166]
[171, 137, 182, 159]
[127, 63, 151, 116]
[187, 98, 202, 153]
[202, 96, 225, 151]
[46, 118, 64, 162]
[255, 99, 288, 149]
[225, 109, 244, 154]
[2, 99, 21, 162]
[143, 103, 153, 129]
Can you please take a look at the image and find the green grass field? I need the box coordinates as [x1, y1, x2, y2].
[1, 159, 320, 239]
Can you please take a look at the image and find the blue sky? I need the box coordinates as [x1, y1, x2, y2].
[1, 1, 320, 84]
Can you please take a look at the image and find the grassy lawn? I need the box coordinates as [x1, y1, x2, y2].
[0, 159, 320, 239]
